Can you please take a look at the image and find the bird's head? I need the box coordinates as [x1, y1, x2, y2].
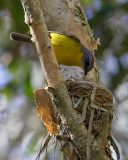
[81, 46, 94, 75]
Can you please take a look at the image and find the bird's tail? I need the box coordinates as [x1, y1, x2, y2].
[10, 32, 32, 43]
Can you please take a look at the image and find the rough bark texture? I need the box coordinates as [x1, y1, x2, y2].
[20, 0, 114, 159]
[20, 0, 90, 159]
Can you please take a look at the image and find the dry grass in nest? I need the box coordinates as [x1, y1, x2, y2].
[67, 79, 113, 111]
[66, 79, 114, 137]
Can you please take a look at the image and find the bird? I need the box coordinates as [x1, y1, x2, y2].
[10, 31, 94, 75]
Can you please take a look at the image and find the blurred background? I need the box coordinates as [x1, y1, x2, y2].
[0, 0, 128, 159]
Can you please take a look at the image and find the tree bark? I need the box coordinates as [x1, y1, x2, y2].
[20, 0, 114, 160]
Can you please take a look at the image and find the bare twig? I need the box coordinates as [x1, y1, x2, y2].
[109, 135, 120, 160]
[35, 134, 51, 160]
[87, 110, 94, 160]
[79, 98, 89, 123]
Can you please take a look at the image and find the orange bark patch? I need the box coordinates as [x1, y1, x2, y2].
[34, 88, 60, 135]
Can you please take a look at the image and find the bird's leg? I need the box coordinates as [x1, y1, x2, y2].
[90, 86, 108, 112]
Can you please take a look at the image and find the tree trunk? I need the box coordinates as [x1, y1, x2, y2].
[20, 0, 114, 159]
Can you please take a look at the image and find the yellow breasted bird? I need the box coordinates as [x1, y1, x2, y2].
[10, 31, 94, 75]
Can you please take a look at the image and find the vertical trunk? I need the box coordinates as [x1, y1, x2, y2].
[20, 0, 115, 159]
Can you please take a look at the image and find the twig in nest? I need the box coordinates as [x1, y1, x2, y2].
[72, 97, 83, 108]
[56, 135, 71, 142]
[35, 134, 51, 160]
[109, 135, 120, 160]
[87, 110, 94, 160]
[79, 98, 89, 123]
[90, 86, 108, 112]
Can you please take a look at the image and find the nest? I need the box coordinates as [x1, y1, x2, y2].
[66, 79, 114, 138]
[67, 79, 113, 111]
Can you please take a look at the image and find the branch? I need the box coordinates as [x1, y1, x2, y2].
[21, 0, 63, 87]
[87, 110, 94, 160]
[20, 0, 87, 159]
